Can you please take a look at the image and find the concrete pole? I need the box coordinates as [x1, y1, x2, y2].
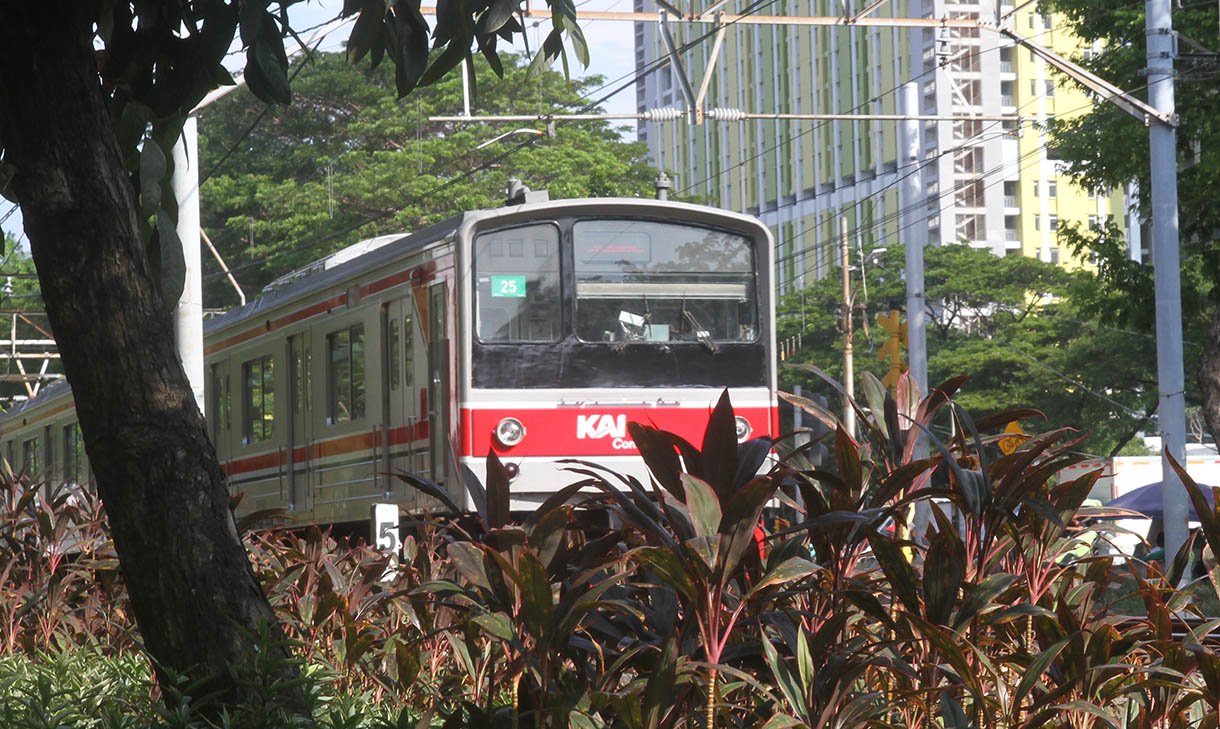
[1146, 0, 1187, 562]
[901, 82, 931, 540]
[840, 215, 856, 438]
[900, 83, 929, 406]
[172, 116, 205, 413]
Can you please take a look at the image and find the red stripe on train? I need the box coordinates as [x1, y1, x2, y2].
[222, 421, 429, 477]
[460, 405, 777, 458]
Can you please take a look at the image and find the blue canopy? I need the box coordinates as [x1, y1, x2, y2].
[1105, 481, 1217, 520]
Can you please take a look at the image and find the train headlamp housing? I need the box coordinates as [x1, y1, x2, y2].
[734, 416, 752, 443]
[495, 417, 527, 448]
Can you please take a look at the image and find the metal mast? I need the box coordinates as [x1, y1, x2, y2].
[1145, 0, 1188, 562]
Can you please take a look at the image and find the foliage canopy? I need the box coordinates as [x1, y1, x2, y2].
[199, 50, 659, 305]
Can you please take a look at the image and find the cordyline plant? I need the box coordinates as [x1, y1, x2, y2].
[13, 374, 1220, 728]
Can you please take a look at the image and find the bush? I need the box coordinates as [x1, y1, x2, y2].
[6, 373, 1220, 727]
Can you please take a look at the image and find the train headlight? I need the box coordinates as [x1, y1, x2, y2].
[495, 417, 527, 448]
[734, 416, 752, 443]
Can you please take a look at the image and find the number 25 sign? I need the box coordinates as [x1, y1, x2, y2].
[490, 275, 527, 298]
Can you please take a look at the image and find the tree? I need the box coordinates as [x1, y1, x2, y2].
[0, 0, 586, 718]
[198, 50, 659, 304]
[1039, 0, 1220, 444]
[778, 244, 1160, 455]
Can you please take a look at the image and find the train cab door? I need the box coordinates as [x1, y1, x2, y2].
[427, 282, 449, 488]
[286, 332, 312, 513]
[380, 299, 419, 497]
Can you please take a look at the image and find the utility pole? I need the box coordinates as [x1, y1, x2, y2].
[1146, 0, 1188, 563]
[840, 215, 855, 438]
[172, 117, 204, 413]
[900, 82, 928, 406]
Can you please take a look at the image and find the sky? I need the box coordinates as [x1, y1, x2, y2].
[1, 0, 638, 247]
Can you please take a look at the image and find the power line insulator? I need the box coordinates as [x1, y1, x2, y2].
[705, 108, 745, 122]
[642, 107, 685, 121]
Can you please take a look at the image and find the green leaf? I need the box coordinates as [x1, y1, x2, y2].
[446, 542, 491, 591]
[953, 572, 1018, 629]
[939, 693, 969, 729]
[759, 716, 805, 729]
[153, 207, 186, 305]
[762, 634, 809, 718]
[1013, 637, 1072, 712]
[472, 611, 515, 642]
[139, 138, 167, 212]
[476, 0, 519, 36]
[1050, 702, 1119, 729]
[745, 556, 817, 601]
[631, 546, 697, 605]
[347, 5, 383, 65]
[682, 473, 722, 539]
[685, 534, 721, 573]
[861, 371, 889, 439]
[246, 39, 292, 105]
[866, 531, 921, 616]
[923, 528, 965, 626]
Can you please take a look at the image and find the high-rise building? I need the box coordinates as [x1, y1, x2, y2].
[633, 0, 1138, 292]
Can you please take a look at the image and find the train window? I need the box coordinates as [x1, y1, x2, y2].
[63, 423, 84, 486]
[22, 437, 40, 478]
[209, 363, 230, 443]
[242, 354, 275, 444]
[388, 317, 400, 391]
[573, 220, 758, 344]
[403, 314, 414, 389]
[474, 223, 561, 342]
[43, 426, 53, 481]
[327, 324, 366, 424]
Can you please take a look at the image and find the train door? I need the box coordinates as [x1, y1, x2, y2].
[380, 300, 417, 496]
[287, 332, 312, 513]
[427, 282, 449, 487]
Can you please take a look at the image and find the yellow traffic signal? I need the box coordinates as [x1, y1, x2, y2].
[876, 309, 907, 389]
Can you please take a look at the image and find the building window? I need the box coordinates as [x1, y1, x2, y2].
[1049, 247, 1060, 264]
[327, 324, 366, 424]
[1088, 215, 1099, 229]
[1045, 79, 1056, 97]
[242, 354, 275, 444]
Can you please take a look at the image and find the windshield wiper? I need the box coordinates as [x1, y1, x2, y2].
[682, 309, 718, 353]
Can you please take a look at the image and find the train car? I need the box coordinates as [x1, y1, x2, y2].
[1, 190, 776, 525]
[0, 379, 89, 488]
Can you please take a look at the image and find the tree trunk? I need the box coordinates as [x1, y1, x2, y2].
[1200, 303, 1220, 449]
[0, 4, 306, 719]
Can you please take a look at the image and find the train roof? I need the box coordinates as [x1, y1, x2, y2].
[204, 211, 465, 336]
[0, 377, 73, 429]
[0, 196, 772, 427]
[203, 196, 770, 338]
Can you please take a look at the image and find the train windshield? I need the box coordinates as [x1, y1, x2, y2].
[573, 220, 757, 346]
[473, 223, 563, 342]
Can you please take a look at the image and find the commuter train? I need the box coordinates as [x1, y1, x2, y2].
[0, 191, 777, 525]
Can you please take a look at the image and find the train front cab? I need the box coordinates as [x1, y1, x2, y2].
[454, 200, 778, 511]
